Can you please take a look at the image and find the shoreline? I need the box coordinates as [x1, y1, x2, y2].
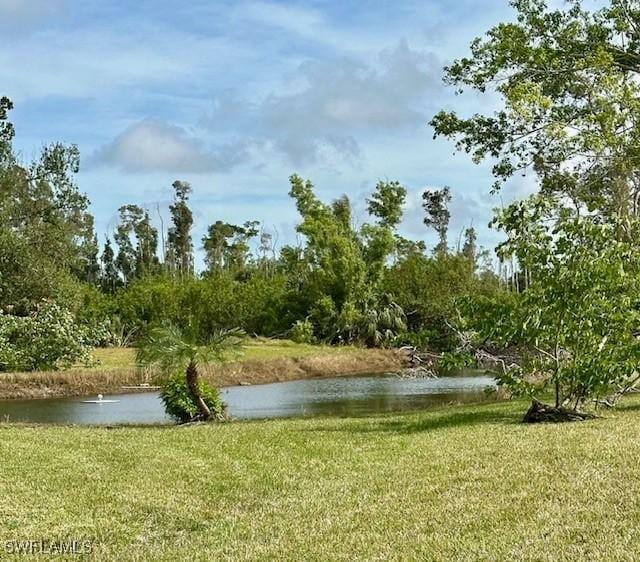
[0, 348, 406, 400]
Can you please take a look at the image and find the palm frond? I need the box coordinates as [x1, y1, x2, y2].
[136, 324, 245, 375]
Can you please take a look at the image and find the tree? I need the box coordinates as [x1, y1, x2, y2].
[202, 220, 258, 273]
[462, 226, 477, 264]
[226, 220, 259, 272]
[288, 174, 407, 345]
[258, 227, 275, 274]
[464, 195, 640, 419]
[0, 96, 15, 165]
[203, 220, 236, 272]
[79, 234, 100, 286]
[289, 174, 367, 337]
[167, 180, 194, 277]
[430, 0, 640, 222]
[422, 187, 451, 254]
[114, 206, 139, 283]
[133, 209, 159, 276]
[100, 238, 120, 293]
[136, 325, 243, 421]
[0, 96, 93, 312]
[366, 180, 406, 228]
[113, 205, 159, 282]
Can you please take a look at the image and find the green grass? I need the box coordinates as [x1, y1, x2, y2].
[89, 339, 356, 370]
[2, 399, 640, 560]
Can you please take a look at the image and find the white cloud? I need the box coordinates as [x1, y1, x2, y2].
[204, 41, 441, 165]
[91, 119, 251, 173]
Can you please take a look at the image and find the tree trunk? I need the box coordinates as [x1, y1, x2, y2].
[186, 360, 211, 420]
[523, 399, 594, 423]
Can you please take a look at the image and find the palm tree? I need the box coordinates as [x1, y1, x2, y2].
[136, 324, 244, 420]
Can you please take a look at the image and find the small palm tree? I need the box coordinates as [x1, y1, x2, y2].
[136, 324, 244, 421]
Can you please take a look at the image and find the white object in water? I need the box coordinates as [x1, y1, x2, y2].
[81, 394, 120, 404]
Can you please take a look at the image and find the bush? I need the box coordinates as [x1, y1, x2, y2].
[290, 319, 315, 344]
[0, 301, 91, 371]
[160, 374, 226, 423]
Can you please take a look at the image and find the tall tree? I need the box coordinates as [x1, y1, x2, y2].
[0, 96, 15, 166]
[226, 220, 260, 272]
[133, 209, 159, 276]
[462, 226, 477, 264]
[80, 234, 101, 285]
[114, 205, 140, 283]
[114, 204, 159, 280]
[167, 180, 194, 277]
[422, 187, 451, 254]
[100, 237, 120, 293]
[202, 220, 236, 272]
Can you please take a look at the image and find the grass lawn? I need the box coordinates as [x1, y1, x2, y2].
[2, 399, 640, 560]
[89, 339, 358, 370]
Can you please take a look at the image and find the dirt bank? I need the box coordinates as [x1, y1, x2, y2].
[0, 348, 406, 400]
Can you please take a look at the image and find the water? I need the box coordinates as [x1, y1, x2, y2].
[0, 372, 497, 425]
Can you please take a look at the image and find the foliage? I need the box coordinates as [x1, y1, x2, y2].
[422, 187, 451, 254]
[0, 302, 91, 371]
[384, 252, 499, 350]
[136, 324, 244, 376]
[287, 174, 412, 345]
[0, 95, 504, 358]
[463, 197, 640, 410]
[431, 0, 640, 218]
[202, 220, 260, 273]
[366, 180, 406, 228]
[166, 180, 194, 276]
[290, 319, 315, 344]
[160, 374, 226, 423]
[0, 100, 94, 315]
[437, 351, 475, 375]
[114, 205, 159, 283]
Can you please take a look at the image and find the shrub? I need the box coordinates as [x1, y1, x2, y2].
[290, 319, 315, 344]
[0, 302, 91, 371]
[160, 374, 226, 423]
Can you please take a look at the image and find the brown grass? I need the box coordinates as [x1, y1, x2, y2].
[201, 348, 405, 387]
[0, 348, 405, 400]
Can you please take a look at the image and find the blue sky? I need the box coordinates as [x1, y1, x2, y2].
[2, 0, 539, 264]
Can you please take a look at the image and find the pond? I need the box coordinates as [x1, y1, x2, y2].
[0, 372, 497, 425]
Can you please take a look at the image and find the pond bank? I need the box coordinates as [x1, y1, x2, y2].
[0, 347, 405, 400]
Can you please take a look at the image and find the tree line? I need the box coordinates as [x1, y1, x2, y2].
[0, 95, 501, 369]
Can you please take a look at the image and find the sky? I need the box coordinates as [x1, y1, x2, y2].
[2, 0, 541, 265]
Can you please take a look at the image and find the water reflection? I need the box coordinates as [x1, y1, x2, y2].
[0, 373, 497, 425]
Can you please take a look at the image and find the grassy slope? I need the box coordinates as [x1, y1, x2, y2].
[2, 399, 640, 561]
[89, 340, 356, 370]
